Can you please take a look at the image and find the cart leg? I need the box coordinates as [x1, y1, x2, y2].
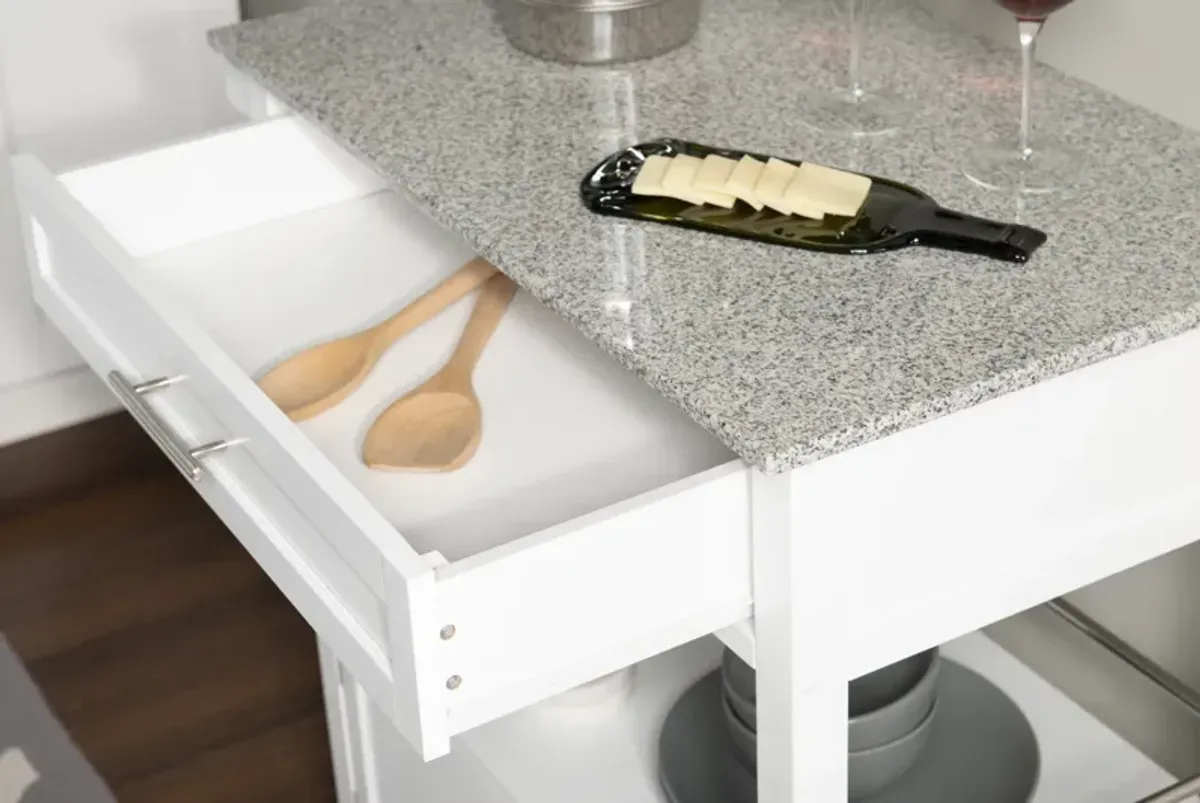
[751, 471, 848, 803]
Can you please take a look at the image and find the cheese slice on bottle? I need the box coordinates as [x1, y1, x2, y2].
[695, 154, 737, 192]
[782, 169, 828, 221]
[697, 190, 737, 209]
[724, 156, 766, 211]
[661, 155, 709, 206]
[691, 155, 738, 208]
[793, 162, 872, 218]
[755, 158, 800, 216]
[631, 154, 672, 197]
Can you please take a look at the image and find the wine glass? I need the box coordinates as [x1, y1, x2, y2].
[799, 0, 908, 137]
[963, 0, 1079, 193]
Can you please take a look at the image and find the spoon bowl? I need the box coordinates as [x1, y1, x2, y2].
[257, 335, 373, 417]
[363, 390, 481, 471]
[362, 273, 517, 472]
[256, 257, 498, 421]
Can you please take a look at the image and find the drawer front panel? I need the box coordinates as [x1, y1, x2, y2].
[11, 154, 457, 747]
[20, 184, 396, 703]
[13, 145, 429, 596]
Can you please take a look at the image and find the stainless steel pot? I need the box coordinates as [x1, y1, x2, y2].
[494, 0, 701, 65]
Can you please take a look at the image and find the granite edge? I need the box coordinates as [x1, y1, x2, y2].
[760, 303, 1200, 473]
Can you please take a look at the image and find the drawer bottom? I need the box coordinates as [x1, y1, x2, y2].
[134, 189, 733, 563]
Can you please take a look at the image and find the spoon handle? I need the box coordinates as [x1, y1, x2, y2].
[445, 273, 518, 377]
[367, 256, 499, 361]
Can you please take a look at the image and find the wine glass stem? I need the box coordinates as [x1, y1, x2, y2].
[848, 0, 865, 99]
[1017, 19, 1044, 160]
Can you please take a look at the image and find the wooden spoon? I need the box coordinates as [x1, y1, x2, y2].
[257, 257, 498, 421]
[362, 273, 517, 472]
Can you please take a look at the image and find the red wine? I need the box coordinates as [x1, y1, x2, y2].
[994, 0, 1075, 19]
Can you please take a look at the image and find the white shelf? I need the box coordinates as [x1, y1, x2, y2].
[459, 632, 1180, 803]
[951, 636, 1178, 803]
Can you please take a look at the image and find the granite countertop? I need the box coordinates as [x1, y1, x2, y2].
[209, 0, 1200, 474]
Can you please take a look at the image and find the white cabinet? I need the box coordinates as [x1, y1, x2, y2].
[319, 640, 520, 803]
[0, 0, 240, 443]
[0, 76, 80, 392]
[0, 0, 241, 170]
[12, 85, 1200, 802]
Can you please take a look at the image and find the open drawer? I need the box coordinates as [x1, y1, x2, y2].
[11, 116, 752, 759]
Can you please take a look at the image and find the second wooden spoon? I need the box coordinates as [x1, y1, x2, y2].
[257, 257, 498, 421]
[362, 273, 517, 472]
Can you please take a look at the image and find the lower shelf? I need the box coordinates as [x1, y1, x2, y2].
[451, 632, 1180, 803]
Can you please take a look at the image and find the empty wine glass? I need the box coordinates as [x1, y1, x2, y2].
[963, 0, 1079, 193]
[800, 0, 908, 137]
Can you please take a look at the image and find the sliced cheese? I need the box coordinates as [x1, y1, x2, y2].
[755, 158, 799, 216]
[660, 155, 708, 206]
[631, 154, 672, 197]
[694, 154, 737, 192]
[698, 189, 737, 208]
[782, 169, 827, 221]
[724, 156, 765, 211]
[691, 155, 738, 208]
[794, 161, 872, 218]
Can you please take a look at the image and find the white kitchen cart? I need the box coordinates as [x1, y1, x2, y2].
[13, 86, 1200, 801]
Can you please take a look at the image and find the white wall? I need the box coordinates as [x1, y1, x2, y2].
[0, 0, 242, 445]
[919, 0, 1200, 130]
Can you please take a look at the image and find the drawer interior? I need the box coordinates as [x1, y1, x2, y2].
[55, 120, 735, 563]
[28, 117, 751, 751]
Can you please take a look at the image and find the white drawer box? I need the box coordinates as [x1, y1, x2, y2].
[11, 117, 750, 759]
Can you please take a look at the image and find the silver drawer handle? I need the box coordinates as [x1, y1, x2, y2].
[106, 371, 230, 483]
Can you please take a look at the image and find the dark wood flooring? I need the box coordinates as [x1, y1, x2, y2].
[0, 414, 336, 802]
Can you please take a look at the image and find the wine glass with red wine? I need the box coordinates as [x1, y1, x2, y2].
[963, 0, 1079, 193]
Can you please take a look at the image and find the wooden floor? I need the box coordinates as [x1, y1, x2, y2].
[0, 414, 336, 802]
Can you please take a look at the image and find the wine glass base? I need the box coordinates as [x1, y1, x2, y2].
[798, 87, 908, 137]
[962, 140, 1079, 194]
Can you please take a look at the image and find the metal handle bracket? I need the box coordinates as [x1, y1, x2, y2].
[106, 371, 229, 482]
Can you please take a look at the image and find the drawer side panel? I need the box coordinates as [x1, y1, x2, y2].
[438, 463, 752, 732]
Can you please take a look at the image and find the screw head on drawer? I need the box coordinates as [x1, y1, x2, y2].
[446, 675, 463, 691]
[440, 624, 456, 640]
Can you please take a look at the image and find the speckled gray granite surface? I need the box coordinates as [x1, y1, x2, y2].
[209, 0, 1200, 474]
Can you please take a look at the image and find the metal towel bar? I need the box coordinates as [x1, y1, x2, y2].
[1135, 773, 1200, 803]
[1046, 599, 1200, 803]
